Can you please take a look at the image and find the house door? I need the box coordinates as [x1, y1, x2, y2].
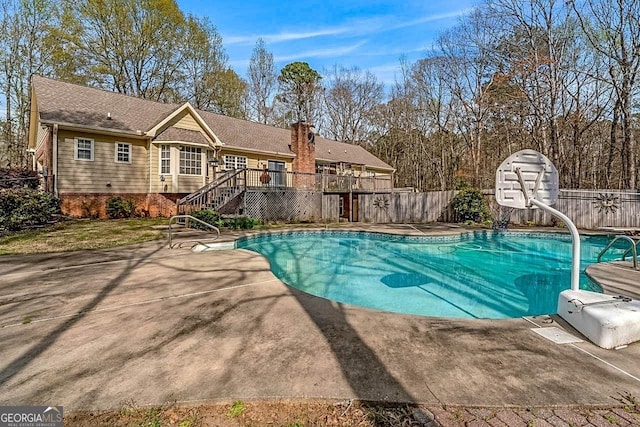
[268, 160, 286, 187]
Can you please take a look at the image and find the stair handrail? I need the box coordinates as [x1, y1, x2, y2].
[168, 214, 220, 249]
[176, 168, 247, 214]
[597, 234, 639, 270]
[177, 169, 239, 205]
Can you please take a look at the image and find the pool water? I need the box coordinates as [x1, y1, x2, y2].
[237, 231, 622, 319]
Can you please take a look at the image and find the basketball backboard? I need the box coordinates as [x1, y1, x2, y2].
[496, 149, 559, 209]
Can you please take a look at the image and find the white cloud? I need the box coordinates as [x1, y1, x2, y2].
[368, 63, 406, 85]
[222, 7, 472, 48]
[274, 41, 368, 62]
[388, 8, 475, 30]
[225, 27, 349, 46]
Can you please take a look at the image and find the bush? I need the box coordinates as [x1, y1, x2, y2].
[451, 188, 490, 223]
[0, 168, 39, 189]
[191, 209, 221, 229]
[0, 188, 60, 231]
[224, 217, 260, 230]
[106, 197, 137, 219]
[191, 209, 260, 230]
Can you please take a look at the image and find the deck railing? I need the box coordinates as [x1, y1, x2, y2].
[177, 168, 394, 214]
[243, 168, 393, 192]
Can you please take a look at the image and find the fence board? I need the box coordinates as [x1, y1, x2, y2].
[358, 189, 640, 229]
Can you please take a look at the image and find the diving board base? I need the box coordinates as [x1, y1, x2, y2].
[557, 290, 640, 349]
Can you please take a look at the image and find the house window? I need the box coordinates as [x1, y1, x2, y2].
[115, 142, 131, 163]
[223, 155, 247, 170]
[179, 146, 202, 175]
[160, 145, 170, 174]
[75, 138, 94, 161]
[339, 197, 344, 216]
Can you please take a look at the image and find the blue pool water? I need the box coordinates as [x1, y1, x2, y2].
[237, 231, 623, 319]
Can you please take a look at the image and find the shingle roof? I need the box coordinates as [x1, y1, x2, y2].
[155, 127, 210, 145]
[198, 110, 295, 157]
[32, 76, 393, 170]
[314, 136, 392, 170]
[32, 75, 177, 134]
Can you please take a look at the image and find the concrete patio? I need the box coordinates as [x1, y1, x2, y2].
[0, 228, 639, 425]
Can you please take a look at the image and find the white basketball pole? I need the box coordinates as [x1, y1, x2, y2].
[528, 199, 581, 291]
[514, 167, 580, 291]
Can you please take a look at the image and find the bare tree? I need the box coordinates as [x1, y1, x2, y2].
[411, 57, 460, 190]
[247, 38, 276, 124]
[0, 0, 58, 167]
[487, 0, 575, 169]
[571, 0, 640, 189]
[438, 8, 497, 187]
[180, 15, 229, 110]
[322, 65, 383, 144]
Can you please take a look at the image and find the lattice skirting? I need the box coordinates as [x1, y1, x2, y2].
[244, 190, 324, 221]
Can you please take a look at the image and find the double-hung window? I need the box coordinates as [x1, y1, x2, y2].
[115, 143, 131, 163]
[179, 146, 202, 175]
[160, 145, 171, 174]
[75, 138, 94, 161]
[223, 155, 247, 170]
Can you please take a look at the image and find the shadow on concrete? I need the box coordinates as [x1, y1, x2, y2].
[290, 289, 418, 402]
[0, 245, 165, 386]
[254, 236, 418, 403]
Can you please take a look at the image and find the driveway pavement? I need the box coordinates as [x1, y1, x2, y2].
[1, 236, 639, 417]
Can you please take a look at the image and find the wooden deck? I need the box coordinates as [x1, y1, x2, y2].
[585, 261, 640, 299]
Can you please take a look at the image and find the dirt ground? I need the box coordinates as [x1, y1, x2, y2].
[65, 398, 640, 427]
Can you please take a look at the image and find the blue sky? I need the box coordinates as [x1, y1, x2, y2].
[177, 0, 478, 86]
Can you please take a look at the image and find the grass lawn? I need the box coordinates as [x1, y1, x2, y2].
[0, 217, 167, 255]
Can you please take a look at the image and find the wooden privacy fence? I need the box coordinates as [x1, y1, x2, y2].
[497, 189, 640, 230]
[358, 189, 640, 230]
[358, 191, 456, 223]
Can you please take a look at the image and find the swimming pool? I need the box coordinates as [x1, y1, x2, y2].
[237, 231, 619, 319]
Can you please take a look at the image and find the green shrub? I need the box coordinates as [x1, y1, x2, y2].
[191, 210, 260, 230]
[223, 217, 259, 230]
[451, 188, 490, 223]
[0, 168, 39, 189]
[191, 209, 221, 229]
[106, 197, 137, 219]
[454, 177, 471, 190]
[0, 188, 60, 231]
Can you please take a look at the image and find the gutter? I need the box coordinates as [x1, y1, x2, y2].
[41, 121, 148, 139]
[222, 145, 296, 158]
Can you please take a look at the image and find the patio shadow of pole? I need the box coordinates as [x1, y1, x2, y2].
[289, 287, 418, 403]
[0, 245, 164, 387]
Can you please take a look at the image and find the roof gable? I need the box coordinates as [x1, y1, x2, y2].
[147, 102, 221, 147]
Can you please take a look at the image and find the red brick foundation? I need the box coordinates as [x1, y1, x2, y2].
[59, 193, 184, 218]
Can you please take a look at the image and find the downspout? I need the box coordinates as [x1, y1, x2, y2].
[148, 138, 152, 194]
[52, 124, 58, 196]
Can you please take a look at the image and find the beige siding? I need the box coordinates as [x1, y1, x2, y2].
[178, 175, 205, 192]
[57, 130, 149, 194]
[175, 114, 199, 130]
[150, 143, 175, 193]
[166, 110, 209, 135]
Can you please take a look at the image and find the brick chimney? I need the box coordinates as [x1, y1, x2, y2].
[290, 121, 316, 189]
